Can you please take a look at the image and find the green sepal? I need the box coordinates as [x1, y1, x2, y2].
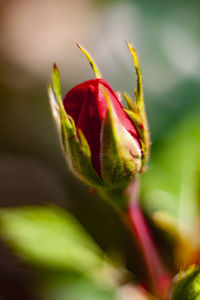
[101, 86, 142, 188]
[77, 44, 102, 79]
[51, 65, 74, 133]
[124, 109, 143, 130]
[52, 64, 62, 100]
[126, 42, 150, 163]
[47, 82, 61, 132]
[124, 108, 149, 168]
[123, 92, 135, 112]
[62, 122, 103, 187]
[126, 42, 143, 115]
[140, 140, 149, 170]
[171, 265, 200, 300]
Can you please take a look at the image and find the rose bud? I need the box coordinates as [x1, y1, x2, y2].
[48, 43, 150, 205]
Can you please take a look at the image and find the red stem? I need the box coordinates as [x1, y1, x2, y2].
[125, 181, 171, 299]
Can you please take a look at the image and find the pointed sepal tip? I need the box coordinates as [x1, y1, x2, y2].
[77, 43, 102, 79]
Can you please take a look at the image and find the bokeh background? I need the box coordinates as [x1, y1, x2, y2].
[1, 0, 200, 299]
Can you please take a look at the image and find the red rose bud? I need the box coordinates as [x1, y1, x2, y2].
[48, 43, 150, 191]
[63, 78, 141, 177]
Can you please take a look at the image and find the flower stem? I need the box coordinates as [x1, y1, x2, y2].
[125, 180, 171, 299]
[97, 179, 171, 298]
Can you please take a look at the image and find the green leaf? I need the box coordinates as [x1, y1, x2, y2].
[41, 273, 118, 300]
[141, 113, 200, 232]
[0, 206, 107, 276]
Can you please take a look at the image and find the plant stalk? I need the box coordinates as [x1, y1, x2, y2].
[98, 179, 171, 298]
[125, 180, 171, 299]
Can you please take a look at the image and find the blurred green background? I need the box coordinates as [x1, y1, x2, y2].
[0, 0, 200, 299]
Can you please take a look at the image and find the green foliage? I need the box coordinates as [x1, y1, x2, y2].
[41, 273, 117, 300]
[0, 206, 107, 275]
[141, 112, 200, 230]
[0, 206, 120, 299]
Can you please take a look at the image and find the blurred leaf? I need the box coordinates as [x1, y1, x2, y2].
[141, 112, 200, 232]
[0, 205, 107, 276]
[41, 273, 117, 300]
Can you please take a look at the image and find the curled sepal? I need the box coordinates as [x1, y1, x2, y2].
[101, 85, 142, 188]
[126, 41, 150, 165]
[171, 264, 200, 300]
[77, 44, 102, 79]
